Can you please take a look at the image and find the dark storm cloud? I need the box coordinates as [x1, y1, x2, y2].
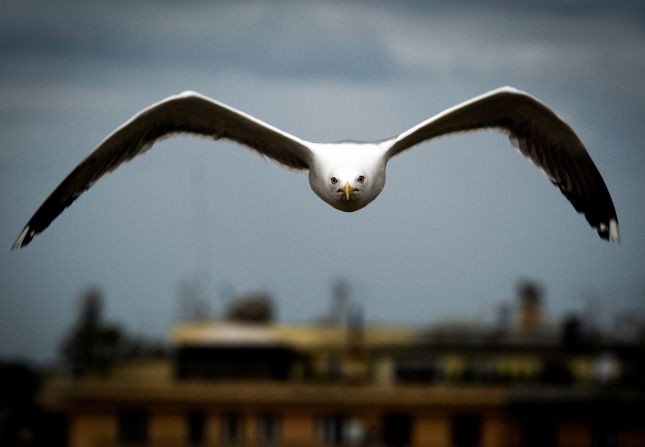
[0, 1, 400, 81]
[3, 0, 645, 84]
[369, 0, 645, 16]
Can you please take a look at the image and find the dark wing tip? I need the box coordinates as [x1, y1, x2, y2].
[560, 184, 620, 243]
[555, 162, 620, 243]
[11, 225, 34, 250]
[600, 218, 620, 242]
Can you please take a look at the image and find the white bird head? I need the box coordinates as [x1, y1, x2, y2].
[307, 142, 387, 212]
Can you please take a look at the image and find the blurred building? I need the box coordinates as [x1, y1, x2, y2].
[41, 290, 645, 447]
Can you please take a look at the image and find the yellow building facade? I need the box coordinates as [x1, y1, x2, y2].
[42, 322, 645, 447]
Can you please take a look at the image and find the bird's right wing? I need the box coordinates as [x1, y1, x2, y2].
[12, 91, 313, 249]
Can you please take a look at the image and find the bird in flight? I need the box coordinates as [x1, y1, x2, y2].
[12, 86, 619, 249]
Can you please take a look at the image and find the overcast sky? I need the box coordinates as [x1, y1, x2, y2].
[2, 0, 645, 362]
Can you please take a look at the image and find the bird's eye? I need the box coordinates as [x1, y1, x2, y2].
[357, 175, 366, 184]
[330, 177, 338, 185]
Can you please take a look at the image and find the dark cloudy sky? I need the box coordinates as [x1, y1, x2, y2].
[2, 0, 644, 362]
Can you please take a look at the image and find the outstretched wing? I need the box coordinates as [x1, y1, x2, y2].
[386, 87, 619, 241]
[12, 91, 312, 249]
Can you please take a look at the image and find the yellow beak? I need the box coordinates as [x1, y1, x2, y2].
[342, 183, 353, 200]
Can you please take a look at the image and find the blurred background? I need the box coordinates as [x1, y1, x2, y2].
[1, 1, 644, 446]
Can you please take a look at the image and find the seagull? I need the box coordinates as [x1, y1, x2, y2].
[12, 86, 619, 249]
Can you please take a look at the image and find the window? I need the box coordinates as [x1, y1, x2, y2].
[382, 413, 411, 446]
[593, 423, 620, 447]
[117, 410, 148, 444]
[452, 415, 482, 447]
[318, 415, 366, 446]
[521, 417, 554, 447]
[222, 412, 243, 445]
[187, 411, 205, 445]
[318, 414, 346, 445]
[344, 417, 367, 445]
[258, 413, 280, 445]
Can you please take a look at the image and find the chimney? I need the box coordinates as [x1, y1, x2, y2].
[518, 281, 543, 333]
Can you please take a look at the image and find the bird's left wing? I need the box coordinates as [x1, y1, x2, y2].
[12, 91, 313, 249]
[385, 87, 619, 241]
